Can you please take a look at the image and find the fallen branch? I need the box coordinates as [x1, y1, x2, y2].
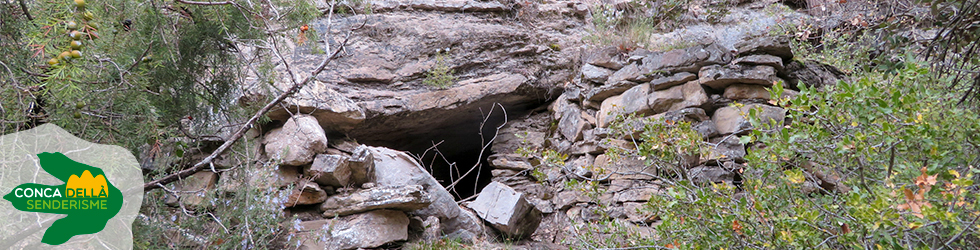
[143, 19, 363, 192]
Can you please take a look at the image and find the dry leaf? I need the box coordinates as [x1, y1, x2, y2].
[732, 220, 743, 235]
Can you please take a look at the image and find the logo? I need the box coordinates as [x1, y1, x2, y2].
[3, 152, 123, 245]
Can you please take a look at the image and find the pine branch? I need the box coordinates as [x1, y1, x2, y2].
[143, 18, 363, 192]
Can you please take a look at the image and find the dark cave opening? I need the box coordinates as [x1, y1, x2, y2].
[351, 100, 546, 200]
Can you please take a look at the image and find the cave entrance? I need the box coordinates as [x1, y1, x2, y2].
[351, 101, 544, 200]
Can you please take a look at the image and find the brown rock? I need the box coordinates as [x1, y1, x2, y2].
[648, 81, 709, 114]
[723, 84, 772, 100]
[285, 181, 328, 207]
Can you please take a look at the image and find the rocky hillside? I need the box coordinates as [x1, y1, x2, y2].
[154, 0, 976, 249]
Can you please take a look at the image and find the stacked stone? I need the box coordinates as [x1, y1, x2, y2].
[166, 114, 485, 250]
[483, 35, 844, 242]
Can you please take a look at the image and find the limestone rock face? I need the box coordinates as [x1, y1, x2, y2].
[296, 210, 410, 250]
[263, 115, 328, 166]
[467, 181, 542, 239]
[319, 185, 433, 217]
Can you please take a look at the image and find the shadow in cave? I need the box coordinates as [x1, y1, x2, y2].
[352, 102, 537, 200]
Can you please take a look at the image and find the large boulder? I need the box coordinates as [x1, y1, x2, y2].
[296, 210, 409, 250]
[467, 181, 542, 239]
[320, 185, 433, 217]
[263, 115, 328, 166]
[368, 146, 484, 236]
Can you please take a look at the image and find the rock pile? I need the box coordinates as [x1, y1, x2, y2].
[483, 35, 845, 242]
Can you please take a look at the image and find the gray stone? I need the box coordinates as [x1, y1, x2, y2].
[597, 95, 624, 128]
[698, 65, 777, 90]
[607, 63, 648, 84]
[558, 105, 589, 141]
[693, 120, 720, 139]
[370, 147, 484, 237]
[735, 35, 793, 59]
[468, 182, 542, 239]
[567, 154, 596, 179]
[422, 216, 441, 240]
[595, 153, 656, 180]
[620, 83, 654, 115]
[348, 145, 375, 185]
[585, 46, 627, 70]
[489, 154, 533, 171]
[703, 136, 746, 162]
[263, 114, 329, 166]
[554, 190, 590, 210]
[285, 181, 328, 207]
[581, 63, 615, 83]
[306, 154, 351, 187]
[636, 43, 733, 75]
[295, 210, 409, 250]
[623, 202, 657, 224]
[712, 106, 751, 135]
[650, 72, 698, 90]
[689, 166, 736, 185]
[733, 54, 784, 71]
[320, 185, 433, 217]
[784, 60, 845, 89]
[587, 80, 639, 102]
[613, 185, 661, 202]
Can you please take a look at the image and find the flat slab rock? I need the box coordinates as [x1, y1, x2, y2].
[295, 210, 409, 250]
[320, 185, 432, 217]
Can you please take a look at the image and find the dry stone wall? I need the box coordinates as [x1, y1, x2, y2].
[483, 35, 845, 243]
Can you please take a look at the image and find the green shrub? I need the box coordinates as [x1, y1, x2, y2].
[423, 52, 455, 89]
[646, 62, 980, 249]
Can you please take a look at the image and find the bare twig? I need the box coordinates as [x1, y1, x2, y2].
[444, 103, 507, 192]
[143, 18, 364, 192]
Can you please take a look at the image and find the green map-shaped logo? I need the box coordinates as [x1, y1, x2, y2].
[3, 152, 123, 245]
